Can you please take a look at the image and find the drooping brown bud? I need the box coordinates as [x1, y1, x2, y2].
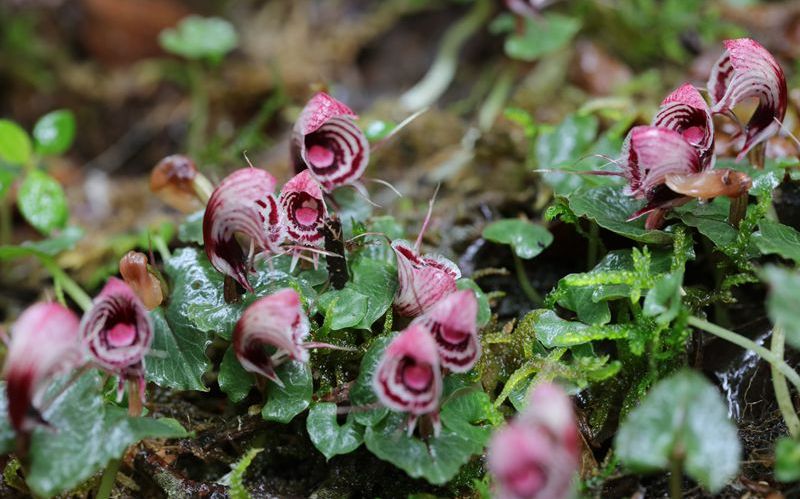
[150, 155, 214, 212]
[119, 251, 164, 310]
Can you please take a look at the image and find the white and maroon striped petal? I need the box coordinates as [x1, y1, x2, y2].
[391, 239, 461, 318]
[80, 278, 153, 379]
[707, 38, 787, 158]
[279, 170, 328, 247]
[233, 289, 310, 384]
[373, 324, 443, 416]
[202, 168, 284, 292]
[2, 303, 81, 433]
[622, 126, 701, 198]
[292, 93, 369, 192]
[413, 289, 480, 372]
[652, 83, 715, 169]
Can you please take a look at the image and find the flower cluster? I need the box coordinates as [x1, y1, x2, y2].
[488, 384, 580, 499]
[203, 92, 369, 290]
[620, 38, 785, 229]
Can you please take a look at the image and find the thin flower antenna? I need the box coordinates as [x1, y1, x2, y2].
[242, 151, 255, 168]
[415, 183, 441, 252]
[774, 116, 800, 149]
[347, 231, 393, 245]
[364, 177, 404, 198]
[372, 107, 430, 152]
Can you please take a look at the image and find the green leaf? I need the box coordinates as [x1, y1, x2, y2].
[674, 198, 737, 247]
[568, 186, 673, 244]
[364, 120, 396, 141]
[261, 361, 312, 423]
[147, 308, 211, 391]
[16, 226, 83, 256]
[8, 372, 188, 498]
[17, 170, 68, 235]
[482, 219, 553, 259]
[505, 14, 581, 62]
[350, 334, 394, 427]
[165, 248, 319, 340]
[321, 256, 397, 331]
[615, 370, 740, 493]
[33, 110, 76, 155]
[754, 219, 800, 265]
[218, 346, 254, 403]
[527, 309, 630, 348]
[456, 278, 491, 327]
[0, 119, 32, 166]
[159, 16, 238, 64]
[178, 209, 204, 244]
[318, 288, 369, 331]
[364, 390, 497, 485]
[535, 114, 599, 195]
[643, 271, 684, 325]
[557, 286, 610, 325]
[763, 266, 800, 350]
[775, 437, 800, 482]
[307, 403, 364, 460]
[0, 166, 18, 200]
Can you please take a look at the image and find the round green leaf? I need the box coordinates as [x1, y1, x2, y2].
[775, 437, 800, 482]
[17, 170, 68, 235]
[0, 120, 32, 166]
[307, 403, 364, 460]
[482, 219, 553, 259]
[159, 16, 238, 63]
[33, 110, 76, 155]
[505, 13, 581, 62]
[261, 361, 312, 423]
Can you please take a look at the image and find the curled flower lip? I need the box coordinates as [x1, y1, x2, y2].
[652, 83, 715, 169]
[3, 303, 81, 433]
[412, 289, 480, 372]
[391, 239, 461, 318]
[291, 92, 370, 192]
[373, 324, 443, 416]
[203, 168, 284, 292]
[233, 288, 310, 386]
[708, 38, 787, 159]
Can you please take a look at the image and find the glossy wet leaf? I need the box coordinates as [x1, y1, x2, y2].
[568, 186, 673, 244]
[505, 14, 581, 62]
[775, 437, 800, 482]
[674, 198, 736, 247]
[762, 266, 800, 350]
[527, 309, 631, 348]
[754, 219, 800, 265]
[556, 286, 610, 325]
[218, 346, 254, 403]
[615, 370, 740, 493]
[350, 334, 394, 427]
[159, 15, 238, 64]
[364, 390, 497, 485]
[643, 271, 684, 325]
[482, 219, 553, 259]
[307, 403, 364, 460]
[147, 308, 211, 391]
[318, 287, 369, 331]
[262, 361, 312, 423]
[17, 170, 68, 235]
[0, 119, 32, 165]
[33, 110, 76, 155]
[456, 278, 491, 327]
[178, 209, 204, 244]
[321, 256, 396, 331]
[534, 114, 599, 195]
[19, 226, 83, 255]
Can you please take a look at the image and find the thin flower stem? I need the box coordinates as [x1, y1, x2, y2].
[687, 316, 800, 395]
[513, 253, 541, 305]
[96, 458, 121, 499]
[153, 235, 171, 262]
[771, 326, 800, 438]
[669, 455, 683, 499]
[40, 259, 93, 312]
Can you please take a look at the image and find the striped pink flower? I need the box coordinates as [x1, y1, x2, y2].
[652, 83, 715, 169]
[412, 289, 480, 372]
[392, 239, 460, 317]
[233, 288, 309, 386]
[202, 168, 284, 292]
[2, 303, 81, 433]
[291, 92, 370, 192]
[488, 383, 580, 499]
[80, 278, 153, 403]
[279, 170, 328, 270]
[708, 38, 787, 158]
[373, 324, 443, 418]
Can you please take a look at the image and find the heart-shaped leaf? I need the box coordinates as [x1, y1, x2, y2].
[307, 403, 364, 460]
[261, 361, 312, 423]
[0, 120, 32, 166]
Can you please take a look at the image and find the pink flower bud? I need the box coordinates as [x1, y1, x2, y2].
[412, 289, 480, 372]
[391, 239, 461, 318]
[488, 384, 580, 499]
[80, 278, 153, 396]
[233, 288, 310, 386]
[708, 38, 787, 159]
[373, 324, 443, 416]
[652, 83, 715, 169]
[203, 168, 284, 292]
[2, 303, 81, 433]
[291, 92, 370, 192]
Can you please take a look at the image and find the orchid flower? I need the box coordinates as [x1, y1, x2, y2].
[392, 239, 461, 317]
[708, 38, 787, 159]
[412, 289, 480, 372]
[652, 83, 715, 169]
[291, 92, 370, 192]
[373, 324, 443, 435]
[119, 251, 164, 310]
[203, 167, 284, 292]
[80, 278, 153, 413]
[488, 383, 580, 499]
[233, 288, 310, 387]
[279, 170, 328, 271]
[3, 303, 81, 434]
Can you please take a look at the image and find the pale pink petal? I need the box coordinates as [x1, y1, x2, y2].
[413, 289, 480, 372]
